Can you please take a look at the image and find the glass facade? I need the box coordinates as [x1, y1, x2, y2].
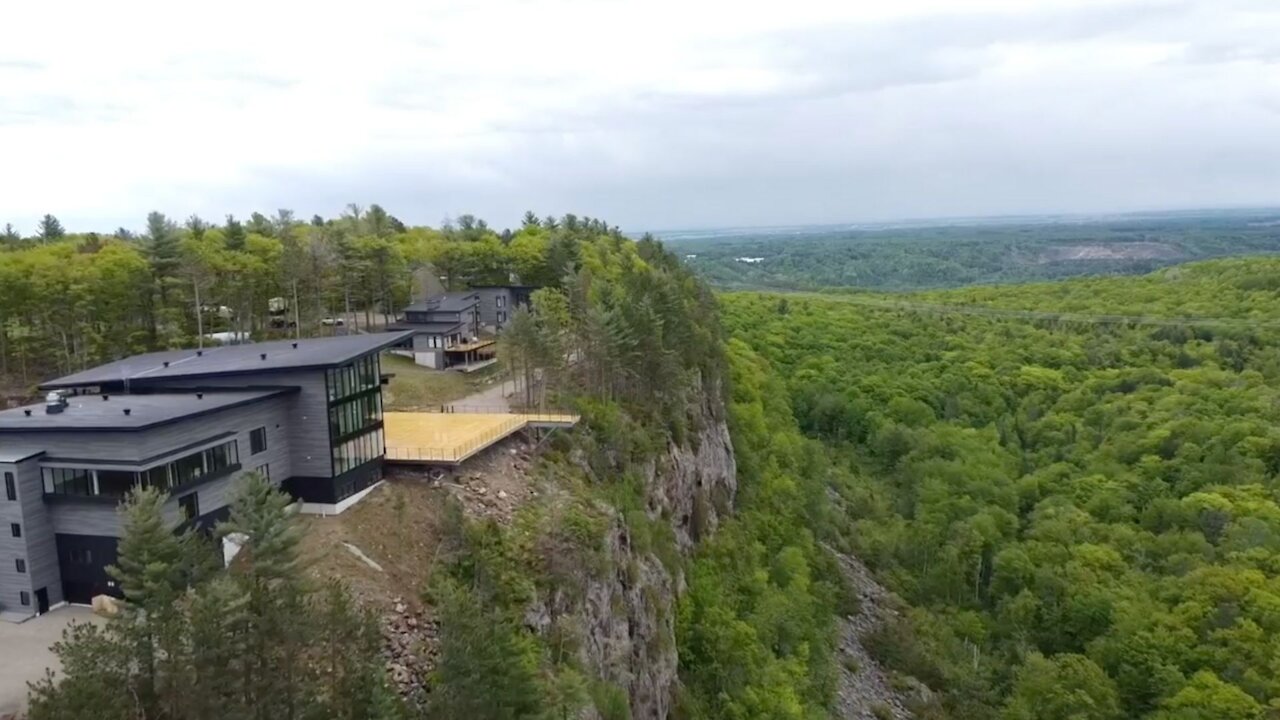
[325, 354, 385, 476]
[42, 440, 240, 499]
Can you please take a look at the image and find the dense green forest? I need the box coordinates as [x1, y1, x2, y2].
[14, 210, 844, 719]
[0, 208, 587, 389]
[722, 257, 1280, 718]
[667, 210, 1280, 291]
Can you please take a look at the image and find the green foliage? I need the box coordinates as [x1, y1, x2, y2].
[721, 258, 1280, 717]
[29, 474, 403, 720]
[669, 211, 1280, 291]
[676, 341, 839, 720]
[1001, 653, 1122, 720]
[428, 575, 548, 720]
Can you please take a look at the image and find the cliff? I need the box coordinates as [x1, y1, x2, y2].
[527, 384, 737, 719]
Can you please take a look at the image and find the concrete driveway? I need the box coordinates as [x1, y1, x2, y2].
[0, 607, 103, 717]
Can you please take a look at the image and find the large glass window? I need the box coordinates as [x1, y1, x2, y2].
[326, 354, 380, 402]
[332, 427, 384, 475]
[42, 440, 239, 499]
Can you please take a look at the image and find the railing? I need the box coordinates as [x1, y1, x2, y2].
[439, 404, 577, 422]
[384, 416, 526, 463]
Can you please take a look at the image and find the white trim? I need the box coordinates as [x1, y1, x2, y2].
[296, 480, 384, 516]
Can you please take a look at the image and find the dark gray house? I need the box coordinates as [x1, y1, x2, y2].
[0, 331, 411, 620]
[388, 286, 534, 369]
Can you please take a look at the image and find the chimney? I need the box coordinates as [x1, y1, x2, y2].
[123, 408, 132, 416]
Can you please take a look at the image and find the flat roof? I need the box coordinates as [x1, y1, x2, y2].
[403, 292, 479, 314]
[41, 331, 414, 389]
[385, 321, 466, 335]
[0, 389, 295, 432]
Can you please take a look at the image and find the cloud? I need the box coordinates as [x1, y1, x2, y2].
[0, 0, 1278, 233]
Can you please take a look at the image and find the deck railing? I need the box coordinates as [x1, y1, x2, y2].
[384, 415, 526, 463]
[439, 404, 577, 423]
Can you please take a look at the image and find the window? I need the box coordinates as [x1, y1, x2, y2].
[69, 548, 92, 565]
[496, 295, 506, 308]
[255, 464, 270, 481]
[15, 558, 25, 573]
[19, 591, 30, 607]
[4, 472, 14, 501]
[10, 523, 19, 538]
[96, 470, 135, 497]
[497, 310, 507, 324]
[250, 427, 267, 455]
[178, 493, 199, 522]
[42, 440, 238, 499]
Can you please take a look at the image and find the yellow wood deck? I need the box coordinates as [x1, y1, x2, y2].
[384, 411, 579, 465]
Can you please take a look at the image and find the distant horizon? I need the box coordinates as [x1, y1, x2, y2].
[645, 204, 1280, 239]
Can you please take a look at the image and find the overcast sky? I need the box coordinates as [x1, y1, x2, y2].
[2, 0, 1277, 234]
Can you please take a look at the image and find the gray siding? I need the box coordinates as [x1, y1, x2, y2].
[0, 456, 62, 614]
[146, 370, 329, 478]
[475, 288, 512, 331]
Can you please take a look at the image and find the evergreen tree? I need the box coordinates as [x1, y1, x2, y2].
[224, 214, 247, 250]
[428, 576, 546, 719]
[247, 211, 274, 237]
[37, 213, 65, 242]
[219, 471, 310, 719]
[1, 222, 20, 245]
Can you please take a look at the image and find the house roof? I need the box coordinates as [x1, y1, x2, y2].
[402, 292, 479, 314]
[40, 331, 415, 389]
[0, 388, 296, 433]
[385, 321, 466, 335]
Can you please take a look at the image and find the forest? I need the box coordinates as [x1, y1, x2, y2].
[12, 208, 843, 719]
[666, 210, 1280, 291]
[0, 208, 598, 390]
[721, 258, 1280, 719]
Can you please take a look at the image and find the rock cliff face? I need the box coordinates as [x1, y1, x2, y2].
[531, 386, 737, 719]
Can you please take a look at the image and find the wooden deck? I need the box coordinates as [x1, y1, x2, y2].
[383, 411, 578, 465]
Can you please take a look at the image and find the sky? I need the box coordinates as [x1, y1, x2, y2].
[1, 0, 1278, 233]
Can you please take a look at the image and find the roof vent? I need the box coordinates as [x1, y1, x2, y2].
[102, 394, 109, 401]
[197, 392, 204, 399]
[292, 342, 298, 349]
[197, 350, 203, 356]
[23, 409, 31, 417]
[44, 391, 67, 415]
[163, 361, 170, 368]
[260, 353, 268, 361]
[123, 408, 132, 416]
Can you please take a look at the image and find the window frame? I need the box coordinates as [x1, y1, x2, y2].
[15, 558, 26, 574]
[10, 523, 20, 538]
[4, 471, 14, 501]
[250, 427, 268, 455]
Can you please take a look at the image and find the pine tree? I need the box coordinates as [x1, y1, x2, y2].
[224, 214, 247, 250]
[428, 576, 546, 719]
[108, 487, 200, 716]
[219, 472, 311, 719]
[1, 222, 20, 244]
[37, 213, 65, 242]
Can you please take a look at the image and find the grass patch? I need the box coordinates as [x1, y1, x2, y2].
[381, 354, 504, 410]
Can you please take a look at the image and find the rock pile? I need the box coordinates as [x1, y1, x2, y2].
[381, 596, 439, 702]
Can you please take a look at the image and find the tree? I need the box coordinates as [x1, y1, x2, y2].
[1, 222, 20, 245]
[185, 214, 209, 240]
[248, 211, 274, 237]
[224, 214, 247, 250]
[37, 213, 65, 242]
[1152, 671, 1264, 720]
[1002, 653, 1123, 720]
[428, 576, 546, 719]
[219, 472, 310, 719]
[107, 487, 204, 716]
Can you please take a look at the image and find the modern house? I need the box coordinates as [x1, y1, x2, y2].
[0, 331, 411, 620]
[388, 286, 535, 369]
